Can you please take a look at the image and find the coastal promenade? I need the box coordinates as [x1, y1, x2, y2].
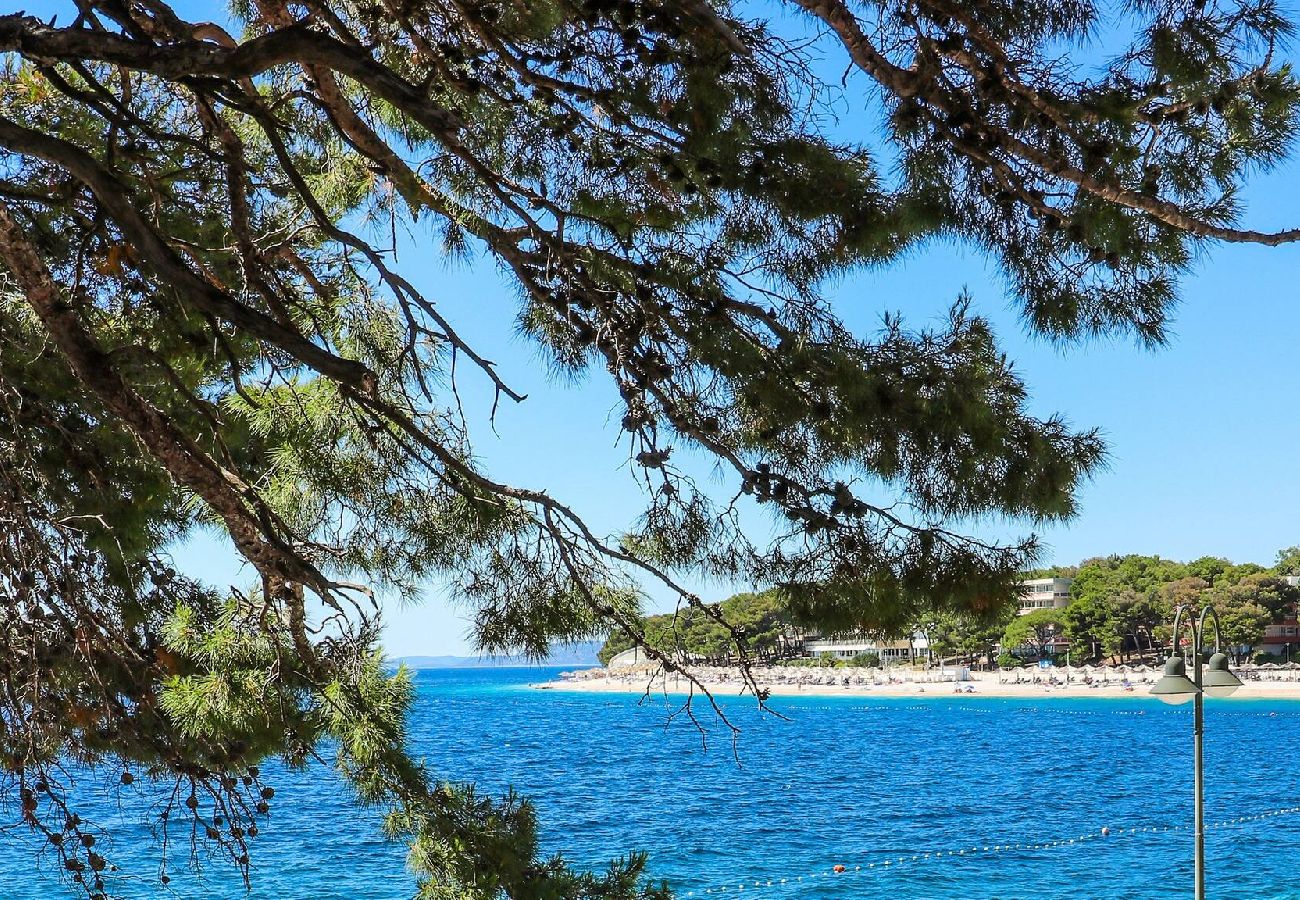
[541, 663, 1300, 700]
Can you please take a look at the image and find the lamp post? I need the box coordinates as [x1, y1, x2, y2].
[1149, 605, 1244, 900]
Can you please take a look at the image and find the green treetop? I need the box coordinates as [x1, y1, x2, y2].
[598, 589, 792, 664]
[1219, 573, 1300, 619]
[1061, 590, 1115, 663]
[1000, 607, 1067, 658]
[1060, 554, 1300, 664]
[1207, 593, 1272, 662]
[1272, 546, 1300, 575]
[919, 606, 1014, 668]
[1208, 574, 1300, 660]
[2, 1, 1300, 897]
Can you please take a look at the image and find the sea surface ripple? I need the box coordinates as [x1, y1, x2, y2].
[4, 666, 1300, 899]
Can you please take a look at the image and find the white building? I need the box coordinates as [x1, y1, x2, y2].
[605, 646, 650, 668]
[1017, 577, 1073, 615]
[800, 632, 928, 663]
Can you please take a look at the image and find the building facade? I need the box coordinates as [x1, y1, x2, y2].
[799, 632, 928, 663]
[1017, 577, 1074, 615]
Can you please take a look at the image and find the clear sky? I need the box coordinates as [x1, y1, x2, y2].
[283, 151, 1297, 657]
[27, 0, 1296, 656]
[353, 166, 1300, 657]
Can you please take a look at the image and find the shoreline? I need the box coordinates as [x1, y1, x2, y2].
[535, 667, 1300, 701]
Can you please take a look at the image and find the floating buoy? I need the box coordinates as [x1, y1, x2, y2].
[832, 864, 846, 874]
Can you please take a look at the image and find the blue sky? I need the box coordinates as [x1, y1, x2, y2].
[400, 188, 1294, 652]
[362, 171, 1300, 657]
[283, 154, 1296, 657]
[21, 1, 1298, 656]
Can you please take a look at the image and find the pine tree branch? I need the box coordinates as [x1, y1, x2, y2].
[790, 0, 1300, 246]
[0, 14, 462, 135]
[0, 114, 373, 388]
[0, 200, 339, 612]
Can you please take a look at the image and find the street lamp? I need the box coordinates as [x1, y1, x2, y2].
[1149, 605, 1243, 900]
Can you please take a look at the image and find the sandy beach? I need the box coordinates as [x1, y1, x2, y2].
[537, 665, 1300, 700]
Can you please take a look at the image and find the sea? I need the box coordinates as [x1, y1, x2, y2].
[5, 666, 1300, 900]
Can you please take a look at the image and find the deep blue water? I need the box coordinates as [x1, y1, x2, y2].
[5, 667, 1300, 899]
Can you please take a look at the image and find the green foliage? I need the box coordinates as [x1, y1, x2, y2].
[922, 607, 1015, 668]
[1209, 598, 1272, 662]
[1214, 574, 1300, 620]
[597, 589, 792, 665]
[847, 652, 880, 668]
[1272, 547, 1300, 576]
[597, 631, 637, 666]
[1060, 555, 1300, 664]
[1062, 592, 1114, 664]
[1001, 608, 1067, 658]
[1070, 555, 1188, 606]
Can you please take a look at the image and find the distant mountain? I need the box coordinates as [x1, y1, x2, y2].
[394, 640, 602, 669]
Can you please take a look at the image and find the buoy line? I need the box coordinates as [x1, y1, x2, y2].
[685, 805, 1300, 896]
[770, 703, 1300, 720]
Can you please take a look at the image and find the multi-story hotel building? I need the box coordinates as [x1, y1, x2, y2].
[1017, 576, 1074, 615]
[799, 632, 928, 663]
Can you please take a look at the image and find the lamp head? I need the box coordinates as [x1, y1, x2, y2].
[1202, 651, 1242, 698]
[1150, 655, 1199, 705]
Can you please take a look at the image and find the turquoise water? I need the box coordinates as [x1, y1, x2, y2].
[5, 667, 1300, 899]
